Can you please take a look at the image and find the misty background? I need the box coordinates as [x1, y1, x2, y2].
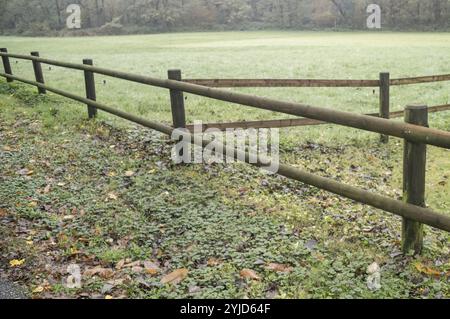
[0, 0, 449, 36]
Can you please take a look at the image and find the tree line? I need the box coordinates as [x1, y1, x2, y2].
[0, 0, 449, 36]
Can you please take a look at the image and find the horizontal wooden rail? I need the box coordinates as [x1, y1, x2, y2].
[1, 71, 450, 233]
[391, 74, 450, 86]
[1, 52, 450, 149]
[187, 118, 325, 131]
[184, 74, 450, 88]
[186, 104, 450, 132]
[183, 74, 450, 88]
[183, 79, 380, 88]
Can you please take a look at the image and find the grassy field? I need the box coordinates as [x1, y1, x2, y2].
[0, 31, 449, 299]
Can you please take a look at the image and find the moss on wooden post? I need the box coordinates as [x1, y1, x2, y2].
[402, 105, 428, 254]
[168, 69, 186, 129]
[0, 48, 13, 83]
[83, 59, 97, 119]
[31, 52, 46, 94]
[379, 72, 390, 143]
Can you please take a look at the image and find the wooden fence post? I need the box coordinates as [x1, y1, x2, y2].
[168, 69, 187, 162]
[379, 72, 390, 143]
[402, 105, 428, 255]
[83, 59, 97, 119]
[0, 48, 13, 83]
[168, 69, 186, 129]
[31, 52, 46, 94]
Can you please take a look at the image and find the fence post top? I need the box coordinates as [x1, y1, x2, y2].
[0, 48, 7, 52]
[30, 51, 39, 56]
[380, 72, 390, 76]
[168, 69, 182, 80]
[406, 104, 427, 111]
[83, 59, 93, 65]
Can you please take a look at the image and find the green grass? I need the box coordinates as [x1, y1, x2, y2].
[0, 31, 449, 299]
[1, 31, 450, 127]
[2, 31, 449, 212]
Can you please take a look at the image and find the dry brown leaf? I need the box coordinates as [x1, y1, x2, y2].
[143, 261, 160, 275]
[161, 269, 189, 285]
[84, 267, 114, 279]
[43, 185, 51, 194]
[131, 266, 144, 274]
[240, 269, 261, 280]
[123, 261, 141, 268]
[207, 258, 222, 267]
[17, 168, 33, 176]
[415, 263, 442, 278]
[0, 208, 8, 217]
[265, 263, 294, 273]
[125, 171, 135, 177]
[107, 193, 118, 201]
[115, 259, 126, 270]
[32, 286, 44, 294]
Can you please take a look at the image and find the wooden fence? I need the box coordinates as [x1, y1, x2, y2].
[184, 73, 450, 142]
[1, 49, 450, 255]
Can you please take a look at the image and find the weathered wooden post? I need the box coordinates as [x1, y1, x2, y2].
[168, 69, 186, 129]
[83, 59, 97, 119]
[168, 69, 187, 162]
[402, 104, 428, 254]
[31, 52, 46, 94]
[0, 48, 13, 83]
[379, 72, 390, 143]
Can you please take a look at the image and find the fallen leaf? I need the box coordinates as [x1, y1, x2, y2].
[84, 267, 114, 279]
[143, 261, 160, 275]
[415, 263, 442, 278]
[161, 269, 189, 285]
[28, 201, 38, 208]
[9, 259, 25, 267]
[0, 208, 8, 217]
[101, 283, 114, 295]
[188, 286, 201, 294]
[43, 185, 51, 194]
[116, 259, 126, 270]
[125, 171, 135, 177]
[367, 262, 380, 274]
[32, 286, 44, 294]
[123, 261, 141, 268]
[240, 269, 261, 281]
[131, 266, 144, 274]
[265, 263, 294, 273]
[107, 193, 118, 201]
[207, 258, 222, 267]
[17, 168, 32, 176]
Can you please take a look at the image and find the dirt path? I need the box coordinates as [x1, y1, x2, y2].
[0, 277, 27, 299]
